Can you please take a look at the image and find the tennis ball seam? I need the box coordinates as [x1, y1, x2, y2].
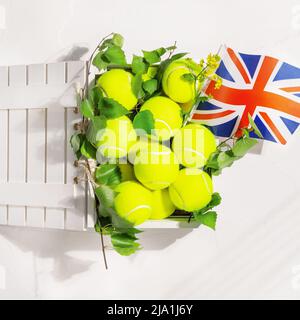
[99, 146, 127, 153]
[170, 185, 186, 210]
[183, 148, 206, 159]
[124, 205, 152, 219]
[155, 119, 173, 136]
[200, 172, 212, 194]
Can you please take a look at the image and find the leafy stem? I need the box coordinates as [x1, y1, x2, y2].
[84, 32, 114, 99]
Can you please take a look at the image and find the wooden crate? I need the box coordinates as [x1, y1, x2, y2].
[0, 61, 195, 231]
[0, 61, 96, 231]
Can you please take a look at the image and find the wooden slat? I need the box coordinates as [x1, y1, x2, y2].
[0, 67, 8, 224]
[0, 110, 8, 225]
[7, 65, 27, 226]
[26, 64, 46, 227]
[87, 183, 96, 229]
[0, 85, 78, 110]
[45, 62, 66, 229]
[0, 182, 74, 208]
[65, 61, 86, 230]
[0, 61, 78, 110]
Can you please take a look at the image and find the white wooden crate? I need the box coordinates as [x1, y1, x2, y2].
[0, 61, 95, 231]
[0, 61, 195, 231]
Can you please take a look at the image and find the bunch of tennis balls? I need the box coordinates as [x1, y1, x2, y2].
[96, 60, 217, 226]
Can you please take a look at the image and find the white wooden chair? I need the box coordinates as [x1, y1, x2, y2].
[0, 61, 95, 231]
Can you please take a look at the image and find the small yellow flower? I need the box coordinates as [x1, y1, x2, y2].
[206, 54, 221, 73]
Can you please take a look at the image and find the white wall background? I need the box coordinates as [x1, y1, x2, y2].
[0, 0, 300, 300]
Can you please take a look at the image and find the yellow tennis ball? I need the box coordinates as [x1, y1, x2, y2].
[134, 143, 179, 190]
[118, 163, 136, 181]
[114, 181, 152, 226]
[169, 168, 213, 211]
[150, 189, 176, 220]
[162, 59, 202, 103]
[172, 124, 217, 168]
[97, 69, 138, 110]
[96, 116, 137, 159]
[127, 139, 152, 164]
[140, 96, 183, 141]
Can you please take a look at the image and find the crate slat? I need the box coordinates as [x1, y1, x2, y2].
[44, 62, 67, 229]
[65, 61, 87, 231]
[7, 65, 27, 226]
[26, 63, 46, 227]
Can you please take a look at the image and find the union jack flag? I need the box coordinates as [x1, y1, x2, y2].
[191, 46, 300, 144]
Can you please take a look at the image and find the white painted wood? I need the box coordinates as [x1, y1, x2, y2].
[65, 61, 86, 231]
[0, 60, 79, 110]
[0, 61, 89, 231]
[7, 65, 27, 226]
[0, 183, 75, 208]
[0, 67, 8, 224]
[26, 63, 46, 227]
[87, 182, 96, 230]
[141, 219, 200, 229]
[44, 62, 67, 229]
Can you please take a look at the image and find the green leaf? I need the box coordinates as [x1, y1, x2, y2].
[94, 221, 102, 233]
[103, 45, 127, 65]
[155, 47, 167, 57]
[112, 33, 124, 47]
[217, 151, 236, 169]
[92, 52, 108, 71]
[80, 99, 94, 118]
[196, 192, 222, 216]
[194, 211, 217, 230]
[97, 205, 112, 218]
[206, 151, 235, 171]
[89, 86, 104, 107]
[70, 132, 82, 153]
[80, 140, 97, 159]
[132, 55, 147, 74]
[209, 193, 222, 208]
[86, 116, 107, 145]
[166, 45, 177, 51]
[133, 110, 155, 135]
[111, 231, 141, 256]
[170, 52, 188, 61]
[99, 98, 129, 119]
[143, 50, 161, 64]
[197, 95, 210, 103]
[143, 79, 158, 95]
[181, 73, 195, 83]
[248, 114, 263, 138]
[95, 164, 121, 187]
[95, 185, 116, 208]
[131, 73, 144, 99]
[99, 38, 114, 50]
[232, 137, 258, 158]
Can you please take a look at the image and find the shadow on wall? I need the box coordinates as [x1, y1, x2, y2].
[47, 45, 89, 63]
[0, 226, 193, 281]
